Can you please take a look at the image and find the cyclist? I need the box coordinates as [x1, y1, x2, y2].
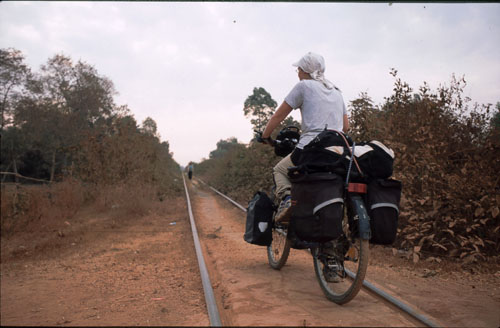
[261, 52, 349, 224]
[187, 162, 194, 180]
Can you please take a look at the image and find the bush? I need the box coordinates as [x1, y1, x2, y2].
[349, 72, 499, 261]
[197, 71, 500, 262]
[1, 179, 84, 237]
[196, 142, 279, 205]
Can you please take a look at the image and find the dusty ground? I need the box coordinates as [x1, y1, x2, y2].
[187, 179, 500, 327]
[1, 197, 208, 326]
[1, 178, 499, 327]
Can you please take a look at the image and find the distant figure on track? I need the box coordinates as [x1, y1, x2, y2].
[188, 162, 194, 180]
[260, 52, 349, 224]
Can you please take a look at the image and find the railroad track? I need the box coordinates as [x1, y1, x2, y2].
[182, 174, 222, 326]
[182, 174, 441, 327]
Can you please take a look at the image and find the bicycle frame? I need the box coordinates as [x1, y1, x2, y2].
[348, 193, 372, 240]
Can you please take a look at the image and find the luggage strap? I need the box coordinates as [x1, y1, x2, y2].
[333, 130, 363, 176]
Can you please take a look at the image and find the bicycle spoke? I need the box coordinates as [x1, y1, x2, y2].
[267, 221, 291, 270]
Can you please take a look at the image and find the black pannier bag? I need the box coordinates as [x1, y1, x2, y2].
[244, 191, 274, 246]
[294, 130, 353, 176]
[366, 179, 402, 245]
[353, 141, 395, 179]
[289, 172, 345, 243]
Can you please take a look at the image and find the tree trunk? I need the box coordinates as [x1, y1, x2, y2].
[12, 158, 19, 214]
[13, 158, 18, 183]
[50, 150, 56, 182]
[1, 83, 13, 131]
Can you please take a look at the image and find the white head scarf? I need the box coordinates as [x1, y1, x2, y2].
[292, 52, 338, 90]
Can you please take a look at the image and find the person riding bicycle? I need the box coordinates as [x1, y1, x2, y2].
[187, 162, 194, 180]
[261, 52, 349, 224]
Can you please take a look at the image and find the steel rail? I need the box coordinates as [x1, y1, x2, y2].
[182, 174, 222, 327]
[345, 269, 440, 328]
[197, 178, 247, 212]
[198, 179, 441, 328]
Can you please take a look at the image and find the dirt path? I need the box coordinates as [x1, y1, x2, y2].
[188, 179, 500, 327]
[189, 180, 415, 326]
[1, 198, 208, 326]
[1, 180, 499, 327]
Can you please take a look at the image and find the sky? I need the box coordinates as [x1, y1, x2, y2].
[1, 2, 499, 166]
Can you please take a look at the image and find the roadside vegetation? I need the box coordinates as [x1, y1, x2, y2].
[196, 70, 500, 265]
[1, 48, 182, 238]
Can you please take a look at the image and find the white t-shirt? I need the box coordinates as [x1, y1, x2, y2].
[284, 79, 347, 149]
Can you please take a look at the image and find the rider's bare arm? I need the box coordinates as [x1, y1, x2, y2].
[262, 101, 293, 139]
[343, 114, 349, 133]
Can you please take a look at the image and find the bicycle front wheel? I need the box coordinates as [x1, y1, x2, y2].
[267, 224, 292, 270]
[313, 237, 369, 304]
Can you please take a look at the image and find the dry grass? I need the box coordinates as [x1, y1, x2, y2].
[1, 179, 84, 236]
[92, 181, 160, 221]
[196, 74, 500, 262]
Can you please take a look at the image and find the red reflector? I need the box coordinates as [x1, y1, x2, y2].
[348, 183, 367, 194]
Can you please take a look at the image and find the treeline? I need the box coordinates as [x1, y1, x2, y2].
[197, 72, 500, 262]
[1, 48, 180, 192]
[1, 48, 181, 235]
[195, 87, 300, 203]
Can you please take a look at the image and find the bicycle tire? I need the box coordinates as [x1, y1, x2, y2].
[312, 237, 369, 304]
[267, 223, 292, 270]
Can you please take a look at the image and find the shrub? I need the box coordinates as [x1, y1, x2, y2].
[197, 72, 500, 262]
[1, 179, 84, 237]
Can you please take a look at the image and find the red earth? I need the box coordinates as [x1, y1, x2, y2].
[1, 178, 499, 326]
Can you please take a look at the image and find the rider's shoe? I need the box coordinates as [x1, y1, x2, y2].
[275, 195, 292, 224]
[323, 266, 342, 283]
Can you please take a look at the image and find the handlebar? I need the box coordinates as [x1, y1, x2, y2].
[254, 128, 300, 157]
[254, 130, 275, 146]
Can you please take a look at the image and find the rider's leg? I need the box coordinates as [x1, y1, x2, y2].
[273, 148, 302, 199]
[274, 149, 303, 223]
[273, 153, 293, 201]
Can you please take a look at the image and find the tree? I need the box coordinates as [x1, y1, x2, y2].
[11, 53, 122, 181]
[0, 48, 30, 131]
[281, 116, 301, 129]
[348, 92, 381, 141]
[209, 137, 240, 159]
[492, 102, 500, 130]
[243, 87, 277, 131]
[141, 117, 160, 138]
[37, 54, 116, 129]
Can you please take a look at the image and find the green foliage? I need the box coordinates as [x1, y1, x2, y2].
[492, 102, 500, 130]
[348, 92, 381, 141]
[209, 137, 239, 159]
[196, 141, 279, 204]
[141, 117, 160, 138]
[279, 116, 301, 133]
[0, 48, 31, 130]
[0, 48, 181, 196]
[243, 87, 277, 131]
[194, 86, 300, 203]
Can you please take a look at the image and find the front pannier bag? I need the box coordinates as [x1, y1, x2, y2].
[244, 191, 274, 246]
[366, 179, 402, 245]
[289, 172, 344, 243]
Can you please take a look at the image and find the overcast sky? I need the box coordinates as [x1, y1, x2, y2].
[1, 2, 499, 166]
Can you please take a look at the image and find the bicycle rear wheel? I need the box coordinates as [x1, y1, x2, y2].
[267, 222, 292, 270]
[312, 236, 369, 304]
